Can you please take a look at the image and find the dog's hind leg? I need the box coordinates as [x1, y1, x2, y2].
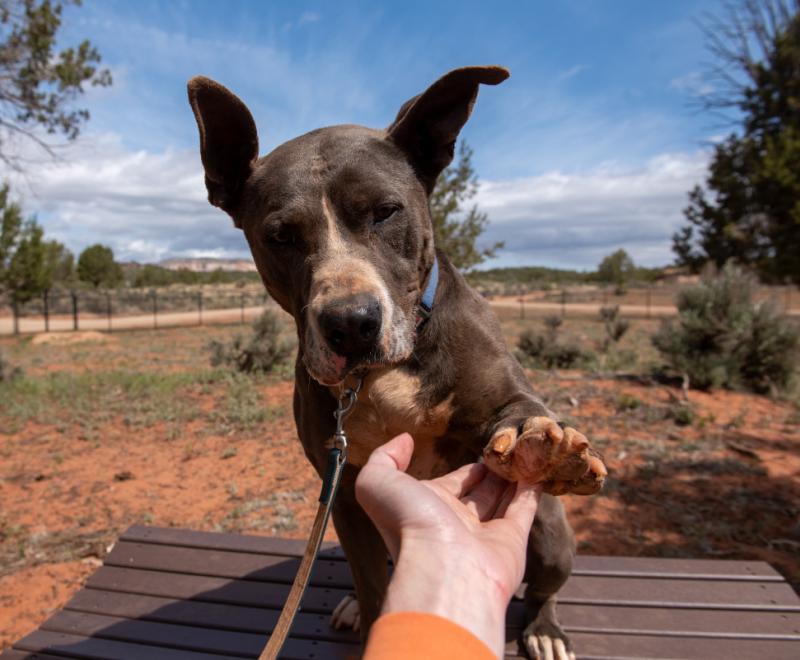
[521, 494, 577, 660]
[330, 484, 389, 640]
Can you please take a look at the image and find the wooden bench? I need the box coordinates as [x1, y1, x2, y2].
[2, 525, 799, 659]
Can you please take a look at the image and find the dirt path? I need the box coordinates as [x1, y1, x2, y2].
[0, 305, 268, 335]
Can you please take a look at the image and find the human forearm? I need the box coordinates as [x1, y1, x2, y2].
[381, 538, 508, 657]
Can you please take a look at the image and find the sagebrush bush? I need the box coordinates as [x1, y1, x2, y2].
[517, 317, 589, 369]
[652, 263, 799, 393]
[0, 349, 22, 382]
[209, 310, 294, 374]
[599, 305, 630, 346]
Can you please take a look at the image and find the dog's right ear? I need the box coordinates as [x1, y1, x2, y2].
[187, 77, 258, 224]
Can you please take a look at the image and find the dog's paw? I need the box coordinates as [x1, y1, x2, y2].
[522, 614, 575, 660]
[330, 594, 360, 631]
[483, 416, 606, 495]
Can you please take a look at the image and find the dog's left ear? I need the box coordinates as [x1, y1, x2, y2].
[387, 65, 509, 193]
[187, 76, 259, 225]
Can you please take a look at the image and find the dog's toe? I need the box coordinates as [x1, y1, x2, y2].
[523, 633, 574, 660]
[330, 594, 360, 631]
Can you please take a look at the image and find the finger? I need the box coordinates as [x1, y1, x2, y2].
[368, 432, 415, 472]
[501, 482, 541, 535]
[492, 479, 518, 519]
[431, 462, 487, 498]
[461, 471, 510, 521]
[355, 433, 414, 510]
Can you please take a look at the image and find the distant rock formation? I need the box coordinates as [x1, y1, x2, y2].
[159, 257, 257, 272]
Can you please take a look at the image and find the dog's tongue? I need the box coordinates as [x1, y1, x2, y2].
[332, 353, 347, 375]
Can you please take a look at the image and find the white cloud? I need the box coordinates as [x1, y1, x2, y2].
[2, 133, 710, 270]
[298, 11, 321, 26]
[557, 65, 586, 81]
[3, 132, 249, 263]
[670, 71, 714, 97]
[475, 151, 710, 269]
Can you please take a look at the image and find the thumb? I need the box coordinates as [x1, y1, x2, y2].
[369, 432, 415, 472]
[355, 433, 414, 506]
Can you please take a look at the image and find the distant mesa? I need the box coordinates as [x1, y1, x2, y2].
[158, 257, 257, 273]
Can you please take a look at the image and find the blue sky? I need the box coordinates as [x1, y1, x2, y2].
[6, 0, 734, 269]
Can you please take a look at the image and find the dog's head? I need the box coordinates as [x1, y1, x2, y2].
[188, 66, 508, 385]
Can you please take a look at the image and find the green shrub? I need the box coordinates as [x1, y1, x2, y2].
[652, 263, 799, 393]
[517, 318, 590, 369]
[209, 310, 294, 374]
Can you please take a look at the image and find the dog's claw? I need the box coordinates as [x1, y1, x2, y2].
[330, 594, 360, 631]
[483, 416, 606, 496]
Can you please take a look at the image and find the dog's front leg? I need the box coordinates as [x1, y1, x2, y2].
[329, 480, 389, 641]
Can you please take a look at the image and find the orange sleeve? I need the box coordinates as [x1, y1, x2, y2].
[363, 611, 495, 660]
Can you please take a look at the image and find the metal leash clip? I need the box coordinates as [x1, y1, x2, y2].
[319, 377, 362, 504]
[331, 378, 362, 463]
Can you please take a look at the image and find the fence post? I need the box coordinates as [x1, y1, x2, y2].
[43, 290, 50, 332]
[197, 291, 203, 326]
[12, 299, 19, 335]
[106, 292, 112, 333]
[561, 290, 566, 317]
[240, 293, 245, 324]
[646, 285, 652, 320]
[152, 290, 158, 329]
[786, 286, 792, 316]
[518, 296, 524, 320]
[71, 292, 79, 331]
[602, 287, 608, 306]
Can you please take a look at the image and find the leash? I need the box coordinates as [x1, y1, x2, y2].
[259, 378, 362, 660]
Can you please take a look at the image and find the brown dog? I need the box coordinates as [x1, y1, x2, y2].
[187, 66, 604, 660]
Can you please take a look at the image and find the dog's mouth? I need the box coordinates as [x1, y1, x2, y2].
[303, 348, 398, 387]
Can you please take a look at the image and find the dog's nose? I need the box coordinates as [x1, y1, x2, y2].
[318, 296, 382, 359]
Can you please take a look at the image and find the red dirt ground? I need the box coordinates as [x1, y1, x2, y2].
[1, 326, 799, 648]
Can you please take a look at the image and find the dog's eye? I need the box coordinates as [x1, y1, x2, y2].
[373, 203, 401, 224]
[267, 226, 296, 246]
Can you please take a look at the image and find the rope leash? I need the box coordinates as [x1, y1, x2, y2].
[259, 378, 362, 660]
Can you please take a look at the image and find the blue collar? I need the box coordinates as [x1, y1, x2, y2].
[417, 256, 438, 324]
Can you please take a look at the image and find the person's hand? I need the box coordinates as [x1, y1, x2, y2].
[355, 433, 541, 657]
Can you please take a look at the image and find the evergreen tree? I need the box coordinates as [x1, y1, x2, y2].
[596, 249, 635, 294]
[0, 0, 112, 168]
[77, 243, 123, 288]
[429, 142, 503, 271]
[4, 218, 49, 302]
[674, 0, 800, 284]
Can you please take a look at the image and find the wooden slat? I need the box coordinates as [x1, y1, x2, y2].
[557, 603, 800, 640]
[105, 541, 354, 587]
[571, 556, 783, 581]
[562, 630, 800, 660]
[85, 566, 350, 613]
[65, 589, 360, 643]
[120, 525, 344, 560]
[65, 588, 800, 642]
[121, 526, 783, 580]
[14, 630, 236, 660]
[1, 651, 83, 660]
[40, 611, 360, 659]
[558, 575, 800, 610]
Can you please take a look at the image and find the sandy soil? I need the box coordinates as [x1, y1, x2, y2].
[1, 324, 798, 648]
